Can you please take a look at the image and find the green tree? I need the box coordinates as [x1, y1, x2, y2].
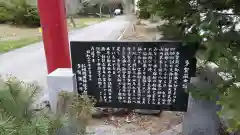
[138, 0, 240, 132]
[136, 0, 152, 19]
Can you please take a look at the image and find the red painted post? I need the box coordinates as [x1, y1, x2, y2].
[38, 0, 71, 74]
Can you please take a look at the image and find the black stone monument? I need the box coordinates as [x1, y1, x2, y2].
[70, 41, 196, 112]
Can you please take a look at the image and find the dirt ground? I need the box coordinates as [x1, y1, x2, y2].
[88, 19, 183, 135]
[0, 17, 108, 41]
[121, 19, 163, 41]
[89, 111, 182, 135]
[0, 24, 40, 41]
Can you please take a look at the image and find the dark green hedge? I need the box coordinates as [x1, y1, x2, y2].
[0, 0, 40, 27]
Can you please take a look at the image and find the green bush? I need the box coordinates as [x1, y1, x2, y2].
[137, 9, 151, 19]
[0, 75, 96, 135]
[136, 0, 151, 19]
[0, 75, 68, 135]
[0, 7, 9, 23]
[77, 2, 110, 17]
[0, 0, 40, 27]
[23, 7, 40, 27]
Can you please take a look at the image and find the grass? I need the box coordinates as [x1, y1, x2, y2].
[0, 36, 42, 53]
[0, 17, 109, 53]
[68, 17, 109, 29]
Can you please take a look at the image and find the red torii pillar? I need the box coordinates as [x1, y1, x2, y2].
[38, 0, 71, 74]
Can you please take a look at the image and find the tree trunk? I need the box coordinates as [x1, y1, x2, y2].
[122, 0, 132, 14]
[70, 16, 76, 28]
[109, 7, 113, 18]
[99, 4, 102, 18]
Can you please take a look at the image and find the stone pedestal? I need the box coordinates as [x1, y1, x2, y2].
[47, 68, 76, 113]
[183, 77, 220, 135]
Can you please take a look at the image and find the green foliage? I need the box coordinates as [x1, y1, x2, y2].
[84, 0, 115, 17]
[137, 0, 240, 132]
[137, 10, 151, 19]
[0, 6, 9, 23]
[0, 75, 96, 135]
[0, 75, 68, 135]
[76, 0, 113, 17]
[136, 0, 151, 19]
[58, 91, 96, 134]
[0, 0, 40, 27]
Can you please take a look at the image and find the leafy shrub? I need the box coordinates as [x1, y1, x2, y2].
[0, 7, 9, 23]
[0, 0, 40, 27]
[0, 75, 96, 135]
[24, 6, 40, 27]
[0, 75, 68, 135]
[136, 0, 150, 19]
[137, 9, 151, 19]
[57, 91, 96, 134]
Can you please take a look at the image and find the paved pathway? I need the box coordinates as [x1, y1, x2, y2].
[0, 16, 131, 89]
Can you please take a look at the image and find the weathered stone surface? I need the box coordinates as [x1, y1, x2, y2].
[183, 95, 220, 135]
[182, 77, 220, 135]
